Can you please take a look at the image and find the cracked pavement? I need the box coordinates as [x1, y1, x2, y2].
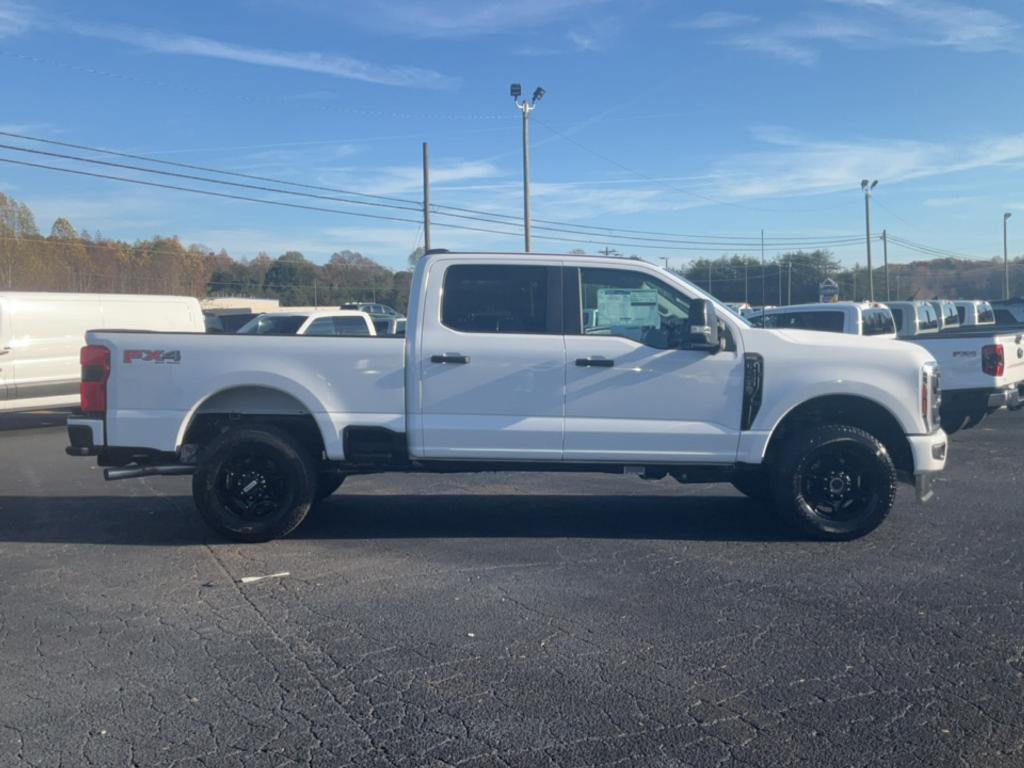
[1, 410, 1022, 767]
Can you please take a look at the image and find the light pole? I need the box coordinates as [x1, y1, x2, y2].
[861, 179, 878, 301]
[511, 83, 544, 252]
[1004, 212, 1012, 299]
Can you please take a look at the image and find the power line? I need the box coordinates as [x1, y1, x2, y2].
[0, 129, 865, 246]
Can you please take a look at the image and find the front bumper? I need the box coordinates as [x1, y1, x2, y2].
[907, 430, 948, 502]
[66, 416, 104, 456]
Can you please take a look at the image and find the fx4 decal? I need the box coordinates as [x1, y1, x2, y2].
[123, 350, 182, 364]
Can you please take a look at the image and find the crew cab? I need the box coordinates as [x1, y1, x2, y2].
[748, 302, 896, 338]
[66, 251, 947, 543]
[237, 310, 376, 337]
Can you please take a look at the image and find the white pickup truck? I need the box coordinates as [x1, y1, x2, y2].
[886, 301, 1024, 430]
[66, 251, 947, 542]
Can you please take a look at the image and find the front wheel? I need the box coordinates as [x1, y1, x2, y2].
[192, 426, 317, 542]
[771, 424, 897, 541]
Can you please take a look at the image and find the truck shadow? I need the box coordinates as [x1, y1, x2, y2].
[0, 492, 797, 545]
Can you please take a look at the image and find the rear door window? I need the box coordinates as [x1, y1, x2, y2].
[238, 314, 307, 335]
[441, 264, 559, 334]
[766, 311, 844, 333]
[917, 304, 939, 331]
[977, 303, 995, 324]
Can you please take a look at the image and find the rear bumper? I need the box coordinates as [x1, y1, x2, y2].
[941, 386, 1021, 415]
[907, 431, 948, 502]
[66, 417, 104, 456]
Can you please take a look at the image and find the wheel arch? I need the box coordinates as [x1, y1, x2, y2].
[177, 385, 333, 460]
[765, 394, 913, 474]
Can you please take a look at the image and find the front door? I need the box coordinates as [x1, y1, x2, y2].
[415, 261, 566, 460]
[563, 266, 744, 463]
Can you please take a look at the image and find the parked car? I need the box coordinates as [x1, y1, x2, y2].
[67, 251, 947, 543]
[341, 302, 401, 318]
[747, 302, 896, 338]
[204, 310, 258, 334]
[372, 317, 407, 336]
[928, 300, 961, 331]
[1, 291, 204, 412]
[953, 300, 995, 327]
[885, 301, 941, 338]
[237, 310, 376, 337]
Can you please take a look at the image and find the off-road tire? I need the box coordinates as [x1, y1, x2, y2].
[192, 425, 317, 542]
[770, 424, 897, 541]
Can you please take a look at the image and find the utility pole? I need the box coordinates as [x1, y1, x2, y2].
[777, 259, 782, 305]
[760, 229, 766, 309]
[511, 83, 545, 252]
[787, 260, 792, 305]
[314, 279, 319, 308]
[882, 229, 889, 301]
[895, 272, 901, 300]
[707, 260, 712, 294]
[422, 142, 431, 251]
[853, 263, 858, 300]
[861, 179, 878, 300]
[1004, 212, 1013, 299]
[744, 259, 749, 303]
[661, 257, 669, 270]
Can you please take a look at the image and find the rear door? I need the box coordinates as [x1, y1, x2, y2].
[415, 261, 566, 460]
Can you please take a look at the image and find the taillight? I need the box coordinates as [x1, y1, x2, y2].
[982, 344, 1004, 377]
[80, 345, 111, 415]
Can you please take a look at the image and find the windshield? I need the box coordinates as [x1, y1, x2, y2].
[237, 314, 307, 335]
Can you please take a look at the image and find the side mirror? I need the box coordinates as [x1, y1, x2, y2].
[681, 299, 720, 353]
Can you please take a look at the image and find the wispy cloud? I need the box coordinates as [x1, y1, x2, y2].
[567, 17, 617, 52]
[319, 160, 504, 196]
[831, 0, 1017, 52]
[0, 0, 33, 37]
[923, 195, 983, 207]
[687, 0, 1019, 65]
[354, 0, 608, 37]
[677, 12, 757, 30]
[67, 23, 457, 89]
[705, 129, 1024, 201]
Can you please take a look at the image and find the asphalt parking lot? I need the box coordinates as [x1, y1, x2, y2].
[1, 412, 1022, 768]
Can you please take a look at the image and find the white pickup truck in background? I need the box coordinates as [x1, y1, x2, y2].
[237, 309, 377, 337]
[748, 302, 897, 338]
[66, 251, 947, 543]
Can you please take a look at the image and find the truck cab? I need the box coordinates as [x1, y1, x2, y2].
[885, 301, 941, 338]
[953, 300, 996, 328]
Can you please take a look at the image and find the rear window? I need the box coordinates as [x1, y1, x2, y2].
[441, 264, 555, 334]
[305, 316, 371, 336]
[763, 310, 845, 333]
[237, 314, 307, 335]
[917, 304, 939, 331]
[862, 309, 896, 336]
[977, 303, 995, 324]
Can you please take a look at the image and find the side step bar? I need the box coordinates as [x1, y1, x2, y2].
[104, 465, 195, 481]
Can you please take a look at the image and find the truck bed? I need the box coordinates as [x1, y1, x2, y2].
[87, 330, 407, 459]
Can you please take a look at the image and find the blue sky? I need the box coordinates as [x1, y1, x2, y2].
[1, 0, 1023, 270]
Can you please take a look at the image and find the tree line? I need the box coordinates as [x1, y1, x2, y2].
[3, 191, 1021, 314]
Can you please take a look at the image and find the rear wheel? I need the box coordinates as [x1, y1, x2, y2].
[192, 426, 316, 542]
[770, 424, 897, 541]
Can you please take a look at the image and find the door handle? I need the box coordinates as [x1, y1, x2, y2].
[575, 357, 614, 368]
[431, 353, 470, 364]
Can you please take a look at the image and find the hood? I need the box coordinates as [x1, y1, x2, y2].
[749, 327, 936, 367]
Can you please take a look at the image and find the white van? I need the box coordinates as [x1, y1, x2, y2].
[0, 292, 204, 412]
